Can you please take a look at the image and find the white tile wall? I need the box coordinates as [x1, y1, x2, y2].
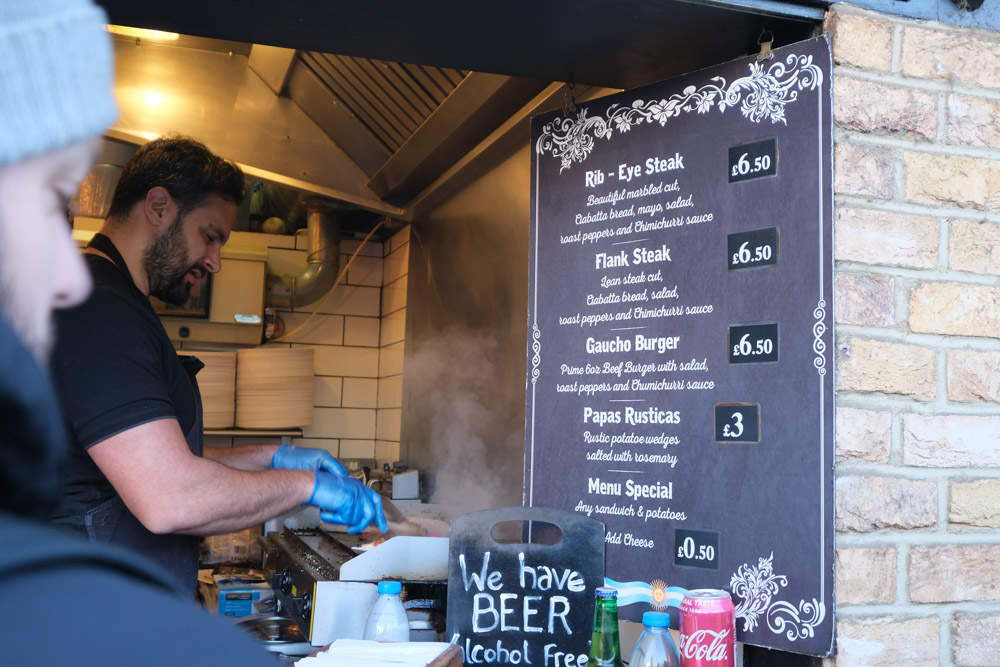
[238, 225, 408, 464]
[382, 278, 407, 316]
[304, 408, 377, 440]
[376, 408, 401, 442]
[377, 375, 403, 409]
[344, 316, 380, 347]
[310, 345, 380, 378]
[383, 244, 409, 285]
[377, 226, 408, 466]
[346, 255, 383, 288]
[389, 226, 410, 254]
[343, 239, 384, 258]
[379, 341, 405, 378]
[313, 376, 343, 408]
[276, 312, 345, 346]
[343, 378, 378, 409]
[380, 310, 406, 347]
[311, 285, 381, 317]
[376, 440, 401, 464]
[340, 439, 376, 459]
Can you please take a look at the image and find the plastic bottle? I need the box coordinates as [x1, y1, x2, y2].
[362, 581, 410, 642]
[589, 586, 624, 667]
[628, 611, 680, 667]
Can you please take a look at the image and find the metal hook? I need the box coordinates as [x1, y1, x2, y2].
[757, 28, 774, 62]
[563, 80, 577, 117]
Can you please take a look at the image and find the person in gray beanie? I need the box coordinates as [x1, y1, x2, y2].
[0, 0, 115, 361]
[0, 1, 277, 664]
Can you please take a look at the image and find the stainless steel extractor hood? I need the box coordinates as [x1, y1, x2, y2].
[102, 31, 551, 225]
[96, 0, 820, 221]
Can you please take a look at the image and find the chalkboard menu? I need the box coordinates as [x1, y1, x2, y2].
[524, 37, 833, 657]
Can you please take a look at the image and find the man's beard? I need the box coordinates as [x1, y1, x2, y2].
[143, 215, 206, 306]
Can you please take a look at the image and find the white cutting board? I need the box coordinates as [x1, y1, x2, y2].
[338, 536, 449, 582]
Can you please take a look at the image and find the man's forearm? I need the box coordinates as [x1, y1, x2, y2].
[159, 465, 315, 536]
[89, 420, 314, 536]
[203, 443, 278, 472]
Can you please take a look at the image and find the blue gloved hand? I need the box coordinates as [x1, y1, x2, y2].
[271, 444, 348, 476]
[307, 472, 388, 534]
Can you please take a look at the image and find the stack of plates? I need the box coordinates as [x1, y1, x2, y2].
[195, 351, 237, 429]
[236, 348, 315, 428]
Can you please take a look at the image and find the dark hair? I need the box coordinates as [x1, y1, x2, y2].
[107, 135, 245, 220]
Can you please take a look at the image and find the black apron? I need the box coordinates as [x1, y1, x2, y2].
[80, 234, 205, 598]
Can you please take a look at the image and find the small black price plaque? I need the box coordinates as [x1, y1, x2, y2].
[674, 529, 720, 570]
[729, 323, 779, 364]
[714, 403, 760, 443]
[728, 227, 779, 271]
[728, 138, 777, 183]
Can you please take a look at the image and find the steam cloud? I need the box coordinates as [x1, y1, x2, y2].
[403, 327, 526, 512]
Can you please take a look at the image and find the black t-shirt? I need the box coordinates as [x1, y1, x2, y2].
[50, 248, 199, 522]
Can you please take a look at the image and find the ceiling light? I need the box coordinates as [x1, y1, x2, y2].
[142, 91, 165, 107]
[106, 25, 180, 41]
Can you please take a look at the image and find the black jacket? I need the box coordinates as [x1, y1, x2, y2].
[0, 317, 276, 666]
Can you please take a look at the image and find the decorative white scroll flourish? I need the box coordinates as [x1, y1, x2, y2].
[767, 599, 827, 641]
[730, 553, 788, 633]
[730, 553, 826, 642]
[813, 300, 827, 377]
[530, 323, 542, 385]
[535, 53, 824, 172]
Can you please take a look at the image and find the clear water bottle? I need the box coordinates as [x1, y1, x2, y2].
[628, 611, 680, 667]
[363, 581, 410, 642]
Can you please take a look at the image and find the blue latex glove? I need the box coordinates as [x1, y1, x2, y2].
[308, 472, 388, 534]
[271, 444, 348, 476]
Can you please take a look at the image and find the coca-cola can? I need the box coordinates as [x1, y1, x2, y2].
[679, 589, 736, 667]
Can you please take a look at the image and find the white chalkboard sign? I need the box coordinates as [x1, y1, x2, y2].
[525, 36, 834, 656]
[446, 507, 605, 665]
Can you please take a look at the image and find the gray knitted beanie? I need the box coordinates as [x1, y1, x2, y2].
[0, 0, 117, 166]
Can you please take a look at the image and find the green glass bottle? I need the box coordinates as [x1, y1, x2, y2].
[589, 587, 624, 667]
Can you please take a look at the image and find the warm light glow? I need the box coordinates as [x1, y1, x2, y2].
[142, 91, 165, 107]
[106, 25, 180, 41]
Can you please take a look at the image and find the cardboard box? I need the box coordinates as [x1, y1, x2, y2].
[213, 573, 274, 617]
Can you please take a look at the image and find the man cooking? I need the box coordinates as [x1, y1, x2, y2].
[50, 135, 387, 595]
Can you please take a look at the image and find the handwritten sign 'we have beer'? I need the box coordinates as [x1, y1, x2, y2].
[446, 507, 605, 666]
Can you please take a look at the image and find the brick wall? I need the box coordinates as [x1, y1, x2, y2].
[826, 4, 1000, 665]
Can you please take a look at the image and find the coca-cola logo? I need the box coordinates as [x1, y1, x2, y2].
[679, 629, 730, 662]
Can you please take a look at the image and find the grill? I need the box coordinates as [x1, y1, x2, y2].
[260, 528, 450, 647]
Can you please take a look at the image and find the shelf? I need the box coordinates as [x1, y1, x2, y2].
[204, 428, 303, 438]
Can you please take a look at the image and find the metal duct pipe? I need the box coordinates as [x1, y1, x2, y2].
[266, 207, 341, 309]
